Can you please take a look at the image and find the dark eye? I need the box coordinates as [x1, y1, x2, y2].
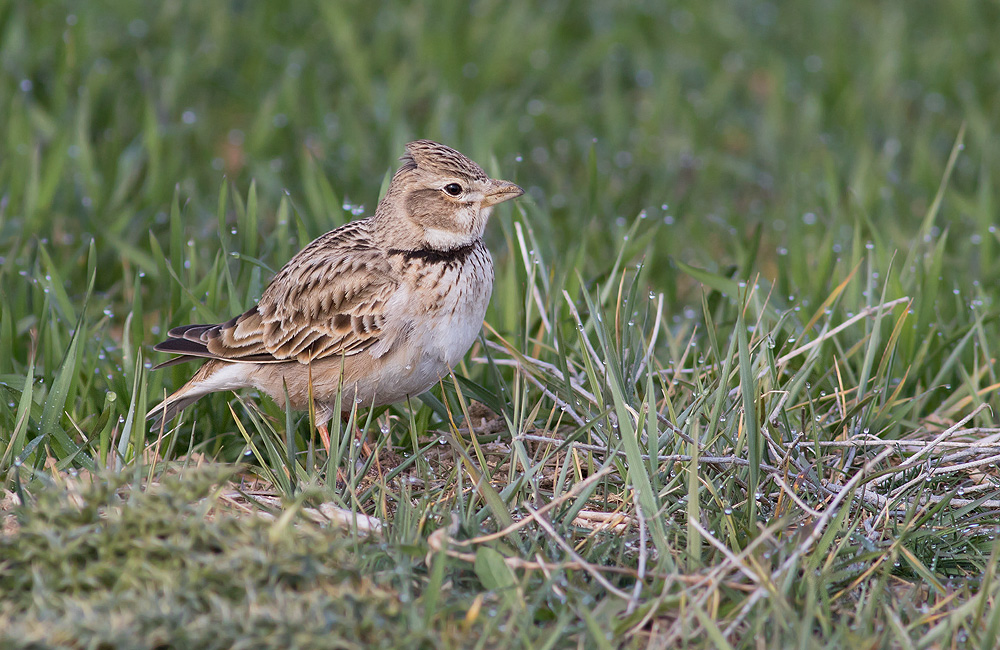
[443, 183, 463, 196]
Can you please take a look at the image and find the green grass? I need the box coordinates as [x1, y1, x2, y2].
[3, 0, 1000, 647]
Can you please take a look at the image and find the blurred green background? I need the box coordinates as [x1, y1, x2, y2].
[4, 0, 996, 289]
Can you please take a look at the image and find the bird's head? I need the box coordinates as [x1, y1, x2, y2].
[374, 140, 523, 250]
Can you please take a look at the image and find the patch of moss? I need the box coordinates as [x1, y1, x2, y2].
[0, 468, 462, 649]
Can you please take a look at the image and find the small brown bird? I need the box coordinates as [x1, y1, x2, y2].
[148, 140, 523, 450]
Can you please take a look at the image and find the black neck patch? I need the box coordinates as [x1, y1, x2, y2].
[389, 242, 478, 264]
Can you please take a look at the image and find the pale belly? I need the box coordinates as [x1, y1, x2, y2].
[355, 275, 492, 405]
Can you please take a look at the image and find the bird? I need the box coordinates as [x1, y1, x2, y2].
[148, 140, 523, 452]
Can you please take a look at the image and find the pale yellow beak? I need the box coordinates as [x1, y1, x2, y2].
[482, 179, 524, 207]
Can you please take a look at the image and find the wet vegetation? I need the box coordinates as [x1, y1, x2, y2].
[2, 1, 1000, 647]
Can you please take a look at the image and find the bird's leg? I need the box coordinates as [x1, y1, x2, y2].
[316, 417, 348, 483]
[314, 404, 338, 455]
[357, 426, 373, 457]
[317, 421, 331, 454]
[327, 413, 376, 485]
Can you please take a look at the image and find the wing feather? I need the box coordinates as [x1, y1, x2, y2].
[153, 221, 405, 366]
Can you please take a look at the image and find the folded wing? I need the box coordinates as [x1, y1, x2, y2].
[154, 225, 402, 367]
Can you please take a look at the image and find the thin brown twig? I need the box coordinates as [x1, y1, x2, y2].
[870, 404, 991, 487]
[516, 432, 781, 472]
[800, 436, 1000, 450]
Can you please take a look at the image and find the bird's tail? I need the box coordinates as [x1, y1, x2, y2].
[147, 389, 209, 430]
[147, 361, 247, 430]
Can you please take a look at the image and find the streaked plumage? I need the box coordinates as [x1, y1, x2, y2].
[148, 140, 522, 448]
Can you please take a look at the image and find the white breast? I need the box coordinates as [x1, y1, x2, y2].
[357, 246, 494, 405]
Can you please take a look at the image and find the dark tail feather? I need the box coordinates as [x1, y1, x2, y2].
[151, 330, 216, 369]
[152, 355, 201, 370]
[164, 322, 233, 341]
[153, 336, 211, 355]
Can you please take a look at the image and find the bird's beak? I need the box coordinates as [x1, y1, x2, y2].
[483, 179, 524, 207]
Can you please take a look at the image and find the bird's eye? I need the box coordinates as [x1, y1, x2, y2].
[443, 183, 463, 196]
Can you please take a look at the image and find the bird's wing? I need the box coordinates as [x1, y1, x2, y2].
[154, 223, 406, 365]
